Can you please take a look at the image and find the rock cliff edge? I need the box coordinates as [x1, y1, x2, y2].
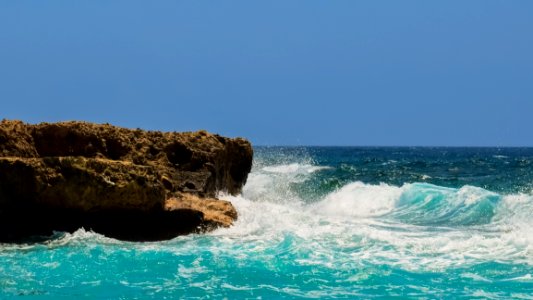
[0, 120, 252, 241]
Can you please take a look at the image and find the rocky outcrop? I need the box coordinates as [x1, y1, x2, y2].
[0, 120, 252, 241]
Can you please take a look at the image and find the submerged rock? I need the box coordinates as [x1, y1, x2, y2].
[0, 120, 252, 241]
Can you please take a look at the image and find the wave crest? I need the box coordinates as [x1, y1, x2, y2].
[313, 182, 401, 217]
[390, 183, 500, 226]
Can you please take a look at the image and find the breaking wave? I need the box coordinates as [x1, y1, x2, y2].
[218, 162, 533, 271]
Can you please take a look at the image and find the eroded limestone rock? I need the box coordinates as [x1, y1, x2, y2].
[0, 120, 252, 241]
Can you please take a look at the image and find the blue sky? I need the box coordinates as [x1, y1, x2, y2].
[1, 1, 532, 146]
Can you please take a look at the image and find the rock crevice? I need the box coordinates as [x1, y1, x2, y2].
[0, 120, 253, 241]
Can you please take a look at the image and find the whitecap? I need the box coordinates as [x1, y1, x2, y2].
[312, 181, 401, 218]
[262, 163, 331, 174]
[218, 170, 533, 271]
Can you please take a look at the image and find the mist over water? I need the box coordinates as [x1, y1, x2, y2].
[2, 147, 533, 298]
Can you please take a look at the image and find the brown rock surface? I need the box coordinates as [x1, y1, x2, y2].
[0, 120, 252, 241]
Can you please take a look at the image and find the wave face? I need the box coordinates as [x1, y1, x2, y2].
[2, 147, 533, 298]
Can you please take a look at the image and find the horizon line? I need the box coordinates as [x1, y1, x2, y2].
[252, 145, 533, 149]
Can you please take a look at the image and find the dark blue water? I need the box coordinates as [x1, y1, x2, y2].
[1, 147, 533, 298]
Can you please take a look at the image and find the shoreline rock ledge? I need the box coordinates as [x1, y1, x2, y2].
[0, 120, 253, 242]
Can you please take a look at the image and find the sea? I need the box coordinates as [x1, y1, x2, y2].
[1, 147, 533, 299]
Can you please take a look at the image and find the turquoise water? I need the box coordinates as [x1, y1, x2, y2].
[2, 147, 533, 298]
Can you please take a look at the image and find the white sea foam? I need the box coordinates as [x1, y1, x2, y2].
[216, 160, 533, 271]
[0, 228, 121, 252]
[504, 274, 533, 282]
[262, 163, 330, 174]
[457, 185, 497, 206]
[312, 181, 401, 217]
[242, 162, 330, 203]
[45, 228, 122, 247]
